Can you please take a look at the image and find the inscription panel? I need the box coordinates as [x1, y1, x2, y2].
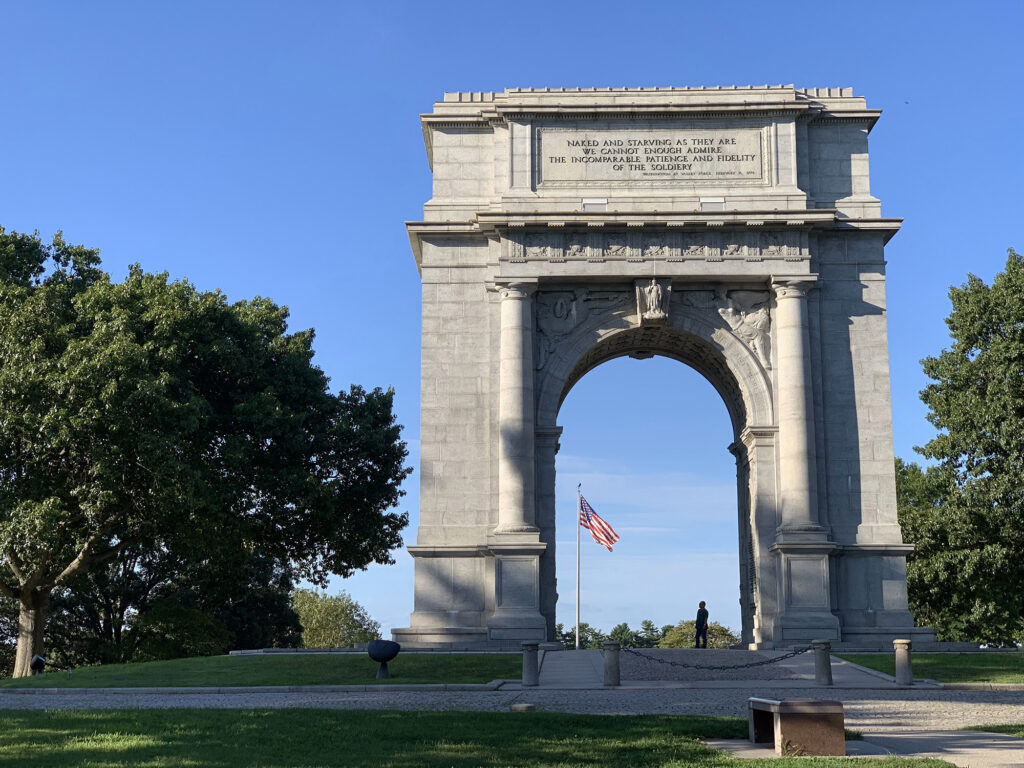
[539, 127, 766, 186]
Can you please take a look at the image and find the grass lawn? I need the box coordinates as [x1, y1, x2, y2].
[0, 709, 955, 768]
[0, 653, 521, 689]
[836, 653, 1024, 683]
[965, 724, 1024, 738]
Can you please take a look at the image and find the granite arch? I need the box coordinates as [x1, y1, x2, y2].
[395, 86, 933, 650]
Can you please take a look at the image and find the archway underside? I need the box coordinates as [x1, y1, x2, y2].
[559, 325, 747, 439]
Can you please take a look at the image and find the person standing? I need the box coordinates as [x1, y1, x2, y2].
[695, 601, 709, 648]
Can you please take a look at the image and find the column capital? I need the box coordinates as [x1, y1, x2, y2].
[535, 425, 563, 441]
[496, 280, 538, 300]
[740, 425, 778, 449]
[771, 275, 818, 300]
[535, 425, 562, 455]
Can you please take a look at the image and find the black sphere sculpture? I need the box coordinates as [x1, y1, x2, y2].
[367, 639, 401, 679]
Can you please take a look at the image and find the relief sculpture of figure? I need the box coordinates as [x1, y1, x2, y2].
[643, 278, 666, 320]
[717, 293, 771, 368]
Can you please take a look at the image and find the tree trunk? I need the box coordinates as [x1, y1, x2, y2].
[13, 591, 50, 678]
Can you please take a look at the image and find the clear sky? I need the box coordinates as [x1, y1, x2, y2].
[2, 1, 1021, 639]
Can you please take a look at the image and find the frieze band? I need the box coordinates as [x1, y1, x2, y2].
[504, 229, 807, 263]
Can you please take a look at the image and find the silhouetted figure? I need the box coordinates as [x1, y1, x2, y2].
[695, 601, 709, 648]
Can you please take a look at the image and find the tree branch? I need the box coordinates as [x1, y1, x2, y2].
[46, 525, 121, 589]
[3, 550, 26, 584]
[21, 551, 52, 593]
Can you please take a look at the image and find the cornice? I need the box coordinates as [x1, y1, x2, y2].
[476, 209, 836, 234]
[407, 221, 485, 272]
[421, 86, 882, 162]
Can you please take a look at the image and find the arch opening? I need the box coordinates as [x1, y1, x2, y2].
[534, 321, 767, 646]
[553, 354, 744, 642]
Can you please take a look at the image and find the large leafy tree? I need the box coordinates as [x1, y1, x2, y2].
[899, 248, 1024, 642]
[0, 228, 411, 676]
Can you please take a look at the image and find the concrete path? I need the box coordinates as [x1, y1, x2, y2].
[708, 732, 1024, 766]
[866, 729, 1024, 767]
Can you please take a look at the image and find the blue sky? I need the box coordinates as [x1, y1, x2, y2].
[2, 1, 1021, 638]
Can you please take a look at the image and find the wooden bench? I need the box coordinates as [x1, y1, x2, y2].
[748, 697, 845, 756]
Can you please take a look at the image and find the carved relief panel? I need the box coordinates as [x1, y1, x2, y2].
[502, 229, 804, 266]
[534, 289, 629, 371]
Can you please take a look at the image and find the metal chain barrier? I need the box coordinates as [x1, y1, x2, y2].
[621, 645, 812, 671]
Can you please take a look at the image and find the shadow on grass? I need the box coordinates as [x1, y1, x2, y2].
[0, 710, 955, 768]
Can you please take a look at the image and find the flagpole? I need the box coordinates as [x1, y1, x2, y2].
[576, 483, 581, 651]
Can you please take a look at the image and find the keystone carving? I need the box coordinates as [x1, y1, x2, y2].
[635, 278, 671, 326]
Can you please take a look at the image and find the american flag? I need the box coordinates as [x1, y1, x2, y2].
[579, 494, 620, 552]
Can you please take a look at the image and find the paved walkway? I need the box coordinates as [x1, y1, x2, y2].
[1, 650, 1021, 767]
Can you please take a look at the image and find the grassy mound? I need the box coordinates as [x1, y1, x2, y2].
[0, 653, 521, 688]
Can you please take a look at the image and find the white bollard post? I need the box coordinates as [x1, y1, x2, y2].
[894, 638, 912, 686]
[522, 641, 539, 687]
[812, 639, 833, 686]
[602, 641, 620, 687]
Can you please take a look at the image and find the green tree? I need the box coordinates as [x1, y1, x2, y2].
[637, 619, 663, 648]
[554, 621, 607, 650]
[0, 598, 15, 676]
[898, 248, 1024, 642]
[291, 589, 380, 648]
[0, 228, 411, 676]
[658, 620, 740, 649]
[608, 622, 640, 649]
[129, 597, 234, 662]
[39, 546, 302, 668]
[41, 545, 169, 667]
[893, 457, 967, 639]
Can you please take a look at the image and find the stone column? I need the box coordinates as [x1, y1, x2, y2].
[739, 426, 780, 646]
[497, 282, 537, 533]
[772, 279, 822, 534]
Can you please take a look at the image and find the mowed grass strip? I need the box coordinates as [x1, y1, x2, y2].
[0, 653, 521, 689]
[965, 724, 1024, 738]
[836, 653, 1024, 683]
[0, 709, 954, 768]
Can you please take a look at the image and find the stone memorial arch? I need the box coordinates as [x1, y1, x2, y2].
[393, 86, 933, 649]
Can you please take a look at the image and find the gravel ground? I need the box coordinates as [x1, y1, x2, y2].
[620, 648, 802, 681]
[0, 686, 1021, 736]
